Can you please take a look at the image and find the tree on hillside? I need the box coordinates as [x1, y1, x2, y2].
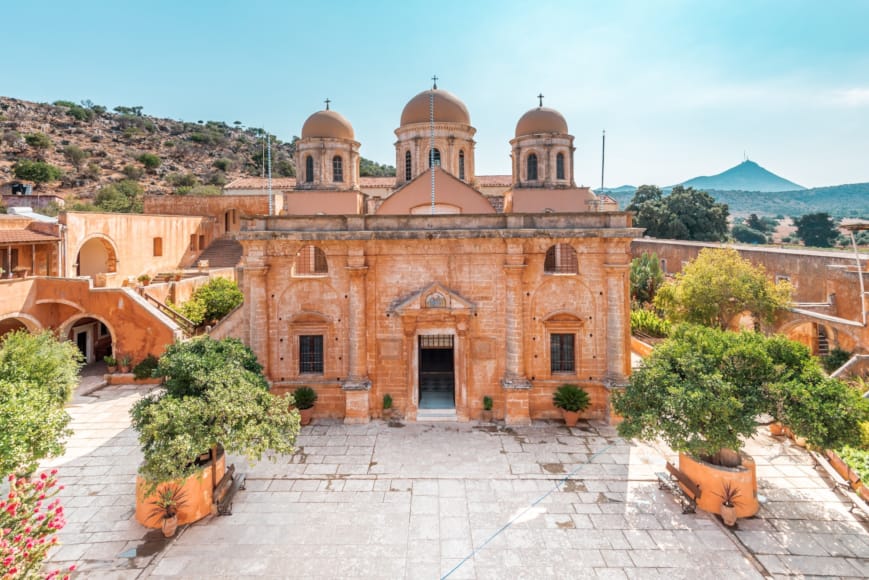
[0, 330, 82, 476]
[62, 144, 88, 169]
[24, 132, 51, 151]
[731, 224, 767, 244]
[94, 180, 144, 213]
[654, 248, 791, 329]
[13, 160, 62, 183]
[627, 185, 729, 241]
[793, 212, 838, 248]
[136, 152, 162, 171]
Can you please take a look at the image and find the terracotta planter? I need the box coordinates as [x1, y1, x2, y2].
[480, 410, 493, 422]
[161, 515, 178, 537]
[382, 408, 393, 421]
[135, 447, 226, 529]
[857, 482, 869, 503]
[107, 365, 117, 374]
[677, 452, 759, 519]
[720, 503, 738, 526]
[299, 407, 313, 426]
[793, 435, 808, 448]
[561, 409, 580, 427]
[769, 422, 785, 436]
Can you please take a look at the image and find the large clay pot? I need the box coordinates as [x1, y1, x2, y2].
[677, 452, 759, 519]
[299, 407, 313, 426]
[480, 410, 493, 423]
[561, 410, 580, 427]
[769, 422, 785, 436]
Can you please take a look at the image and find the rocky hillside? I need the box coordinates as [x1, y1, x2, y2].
[0, 96, 393, 204]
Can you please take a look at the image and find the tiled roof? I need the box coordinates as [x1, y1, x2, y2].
[0, 229, 60, 244]
[477, 175, 512, 187]
[224, 176, 397, 190]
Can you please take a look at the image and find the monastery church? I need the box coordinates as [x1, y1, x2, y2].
[231, 85, 641, 424]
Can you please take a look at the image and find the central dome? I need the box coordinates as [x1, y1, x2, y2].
[515, 107, 568, 137]
[400, 89, 471, 126]
[301, 109, 355, 140]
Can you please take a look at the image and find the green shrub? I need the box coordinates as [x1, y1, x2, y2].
[732, 224, 767, 244]
[122, 164, 144, 180]
[838, 446, 869, 482]
[167, 172, 198, 188]
[137, 152, 162, 169]
[25, 132, 51, 149]
[133, 354, 159, 380]
[293, 386, 317, 410]
[383, 393, 393, 410]
[630, 309, 671, 338]
[13, 160, 62, 183]
[188, 185, 222, 196]
[483, 395, 493, 411]
[62, 144, 88, 168]
[822, 347, 852, 373]
[552, 384, 591, 413]
[94, 180, 143, 213]
[173, 278, 243, 325]
[212, 158, 233, 172]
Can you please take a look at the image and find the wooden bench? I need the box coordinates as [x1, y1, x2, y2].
[655, 461, 701, 513]
[213, 464, 247, 516]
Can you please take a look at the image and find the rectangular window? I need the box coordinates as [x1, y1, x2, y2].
[299, 335, 324, 374]
[550, 333, 575, 373]
[775, 275, 791, 284]
[190, 234, 197, 251]
[153, 237, 163, 257]
[199, 234, 205, 250]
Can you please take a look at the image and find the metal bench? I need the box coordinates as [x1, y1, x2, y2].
[656, 461, 701, 514]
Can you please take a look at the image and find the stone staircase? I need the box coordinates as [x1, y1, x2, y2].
[196, 238, 244, 269]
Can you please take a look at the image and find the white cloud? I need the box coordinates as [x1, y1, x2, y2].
[831, 88, 869, 107]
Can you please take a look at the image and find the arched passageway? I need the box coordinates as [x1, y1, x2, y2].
[65, 316, 114, 365]
[76, 237, 118, 278]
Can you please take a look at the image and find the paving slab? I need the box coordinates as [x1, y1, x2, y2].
[36, 380, 869, 578]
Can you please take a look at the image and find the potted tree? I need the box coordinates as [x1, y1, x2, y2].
[613, 324, 868, 518]
[104, 355, 117, 374]
[480, 395, 494, 422]
[382, 393, 394, 420]
[147, 483, 188, 537]
[137, 274, 151, 287]
[553, 384, 590, 427]
[293, 386, 317, 426]
[131, 337, 300, 529]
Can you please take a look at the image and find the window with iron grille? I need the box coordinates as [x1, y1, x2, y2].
[544, 244, 578, 274]
[428, 148, 441, 168]
[405, 151, 412, 181]
[299, 335, 324, 374]
[458, 150, 465, 180]
[556, 152, 565, 180]
[550, 333, 575, 373]
[332, 155, 343, 182]
[527, 153, 538, 181]
[305, 155, 314, 183]
[294, 245, 328, 276]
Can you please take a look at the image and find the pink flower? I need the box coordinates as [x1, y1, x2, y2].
[50, 469, 57, 475]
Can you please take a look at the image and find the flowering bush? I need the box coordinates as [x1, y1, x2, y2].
[0, 470, 74, 580]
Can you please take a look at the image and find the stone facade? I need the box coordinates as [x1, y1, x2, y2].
[238, 214, 639, 423]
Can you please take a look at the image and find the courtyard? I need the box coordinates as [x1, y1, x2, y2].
[43, 379, 869, 579]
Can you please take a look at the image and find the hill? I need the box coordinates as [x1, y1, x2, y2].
[0, 96, 394, 204]
[601, 182, 869, 219]
[681, 160, 805, 192]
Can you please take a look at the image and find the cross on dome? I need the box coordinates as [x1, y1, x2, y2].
[432, 75, 438, 90]
[324, 98, 331, 111]
[537, 93, 544, 107]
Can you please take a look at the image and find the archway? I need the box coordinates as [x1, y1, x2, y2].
[0, 314, 42, 339]
[76, 236, 118, 278]
[62, 315, 115, 365]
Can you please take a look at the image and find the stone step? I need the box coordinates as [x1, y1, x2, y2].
[416, 408, 458, 422]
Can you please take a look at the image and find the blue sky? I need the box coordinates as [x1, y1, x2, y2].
[3, 0, 868, 188]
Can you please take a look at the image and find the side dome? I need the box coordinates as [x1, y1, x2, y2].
[301, 109, 354, 140]
[400, 89, 471, 126]
[515, 107, 568, 137]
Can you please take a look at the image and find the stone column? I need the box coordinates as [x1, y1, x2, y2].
[245, 264, 270, 378]
[501, 246, 531, 425]
[604, 261, 631, 384]
[342, 250, 371, 424]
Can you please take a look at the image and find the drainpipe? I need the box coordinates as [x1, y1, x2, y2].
[850, 230, 867, 326]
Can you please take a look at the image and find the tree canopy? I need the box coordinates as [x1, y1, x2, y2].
[654, 248, 791, 329]
[94, 179, 144, 213]
[792, 212, 839, 248]
[613, 324, 867, 459]
[627, 185, 729, 241]
[0, 330, 82, 476]
[630, 252, 664, 305]
[13, 160, 62, 183]
[131, 337, 299, 485]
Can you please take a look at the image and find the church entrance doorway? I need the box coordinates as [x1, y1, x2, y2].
[418, 335, 455, 409]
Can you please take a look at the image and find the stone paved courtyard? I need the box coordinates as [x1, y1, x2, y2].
[41, 382, 869, 579]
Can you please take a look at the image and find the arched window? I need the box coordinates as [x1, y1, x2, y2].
[305, 155, 314, 183]
[527, 153, 538, 181]
[556, 152, 565, 180]
[405, 150, 412, 181]
[544, 244, 578, 274]
[294, 245, 328, 276]
[332, 155, 343, 182]
[428, 148, 441, 168]
[458, 150, 465, 180]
